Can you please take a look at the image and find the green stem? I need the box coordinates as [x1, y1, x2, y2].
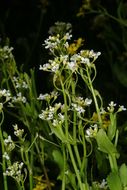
[35, 142, 52, 190]
[59, 74, 84, 189]
[80, 121, 87, 175]
[86, 68, 102, 126]
[25, 151, 33, 190]
[0, 111, 8, 190]
[108, 154, 118, 173]
[67, 144, 85, 190]
[71, 80, 82, 168]
[59, 74, 69, 138]
[62, 145, 66, 190]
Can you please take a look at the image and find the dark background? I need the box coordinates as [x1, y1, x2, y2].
[0, 0, 127, 107]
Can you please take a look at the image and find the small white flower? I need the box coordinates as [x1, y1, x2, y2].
[107, 101, 117, 112]
[81, 57, 91, 66]
[13, 124, 24, 138]
[12, 92, 26, 104]
[109, 101, 117, 107]
[100, 107, 106, 114]
[4, 135, 15, 151]
[64, 32, 72, 40]
[52, 119, 59, 126]
[58, 113, 64, 122]
[37, 93, 50, 100]
[118, 105, 126, 112]
[0, 89, 11, 101]
[85, 98, 92, 106]
[68, 61, 77, 72]
[4, 161, 24, 183]
[51, 63, 59, 72]
[86, 124, 98, 138]
[89, 50, 101, 59]
[72, 103, 85, 114]
[99, 179, 107, 189]
[3, 152, 10, 160]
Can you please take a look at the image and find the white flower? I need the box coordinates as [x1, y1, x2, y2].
[3, 162, 24, 183]
[63, 32, 72, 40]
[44, 35, 60, 51]
[89, 50, 101, 59]
[12, 92, 26, 103]
[51, 63, 59, 72]
[85, 98, 92, 106]
[100, 107, 106, 114]
[4, 135, 15, 152]
[81, 57, 90, 66]
[52, 119, 59, 126]
[58, 113, 64, 122]
[67, 61, 77, 72]
[118, 105, 126, 112]
[39, 107, 54, 120]
[3, 152, 10, 160]
[86, 124, 98, 138]
[72, 103, 85, 114]
[37, 93, 50, 100]
[107, 101, 117, 112]
[13, 76, 28, 89]
[99, 179, 107, 189]
[13, 124, 24, 138]
[0, 89, 11, 101]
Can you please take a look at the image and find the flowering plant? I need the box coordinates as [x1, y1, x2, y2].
[0, 22, 127, 190]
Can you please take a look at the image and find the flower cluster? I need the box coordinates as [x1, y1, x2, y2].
[0, 89, 11, 102]
[37, 91, 58, 101]
[4, 135, 15, 152]
[13, 76, 28, 89]
[100, 101, 126, 113]
[86, 124, 98, 138]
[40, 48, 101, 74]
[13, 124, 24, 139]
[12, 92, 26, 104]
[48, 22, 72, 36]
[3, 152, 10, 160]
[0, 46, 13, 60]
[92, 179, 108, 189]
[3, 162, 24, 183]
[52, 113, 64, 127]
[71, 103, 85, 115]
[39, 103, 62, 121]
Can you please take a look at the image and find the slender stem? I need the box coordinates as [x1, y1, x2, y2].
[35, 142, 52, 190]
[59, 74, 85, 189]
[71, 80, 82, 168]
[80, 121, 87, 175]
[21, 181, 25, 190]
[62, 145, 66, 190]
[108, 154, 118, 173]
[86, 68, 102, 126]
[25, 151, 33, 190]
[67, 143, 85, 190]
[59, 74, 69, 138]
[0, 111, 8, 190]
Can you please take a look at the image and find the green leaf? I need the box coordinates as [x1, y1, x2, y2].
[119, 163, 127, 187]
[50, 125, 67, 142]
[66, 170, 76, 188]
[107, 113, 116, 141]
[96, 129, 118, 155]
[52, 149, 64, 180]
[107, 172, 122, 190]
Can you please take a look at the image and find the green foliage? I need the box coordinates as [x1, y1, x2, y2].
[0, 21, 127, 190]
[107, 172, 122, 190]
